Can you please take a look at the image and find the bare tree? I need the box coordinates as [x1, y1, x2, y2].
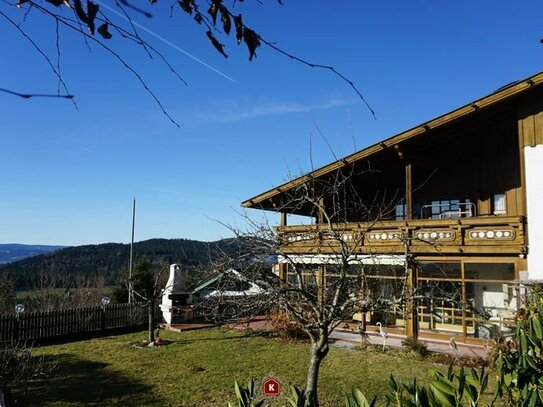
[198, 167, 412, 406]
[0, 274, 16, 315]
[0, 342, 56, 406]
[128, 261, 168, 344]
[21, 270, 110, 312]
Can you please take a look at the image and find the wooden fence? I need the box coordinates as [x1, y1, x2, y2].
[0, 303, 150, 344]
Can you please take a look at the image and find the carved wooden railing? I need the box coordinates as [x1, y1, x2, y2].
[277, 216, 526, 255]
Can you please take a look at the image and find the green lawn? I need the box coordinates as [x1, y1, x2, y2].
[20, 328, 467, 406]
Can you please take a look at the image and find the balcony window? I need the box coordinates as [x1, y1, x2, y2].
[419, 199, 474, 219]
[395, 203, 407, 220]
[493, 194, 506, 215]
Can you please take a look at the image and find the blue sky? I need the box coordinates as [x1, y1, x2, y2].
[1, 1, 542, 245]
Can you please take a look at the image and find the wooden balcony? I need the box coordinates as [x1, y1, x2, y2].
[277, 216, 526, 255]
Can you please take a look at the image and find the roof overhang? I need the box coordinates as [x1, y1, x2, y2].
[242, 71, 543, 213]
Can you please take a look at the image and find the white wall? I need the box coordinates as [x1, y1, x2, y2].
[525, 145, 543, 279]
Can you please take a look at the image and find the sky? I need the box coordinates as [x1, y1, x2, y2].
[1, 1, 542, 246]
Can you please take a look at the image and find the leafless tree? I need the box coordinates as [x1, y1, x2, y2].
[128, 261, 168, 344]
[0, 342, 56, 406]
[21, 270, 110, 312]
[198, 166, 414, 406]
[0, 274, 16, 315]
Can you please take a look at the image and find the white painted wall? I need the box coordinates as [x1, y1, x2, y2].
[524, 145, 543, 279]
[278, 254, 405, 265]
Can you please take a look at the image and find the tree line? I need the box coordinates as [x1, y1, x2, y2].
[0, 237, 245, 292]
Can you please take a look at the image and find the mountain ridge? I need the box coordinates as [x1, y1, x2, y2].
[0, 238, 243, 289]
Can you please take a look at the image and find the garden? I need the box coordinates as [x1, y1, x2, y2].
[7, 328, 452, 407]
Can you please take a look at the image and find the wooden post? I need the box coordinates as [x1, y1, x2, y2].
[405, 163, 413, 220]
[13, 314, 19, 343]
[317, 265, 325, 305]
[461, 263, 468, 339]
[317, 198, 325, 225]
[280, 211, 287, 228]
[316, 199, 326, 304]
[279, 212, 288, 287]
[405, 265, 418, 338]
[101, 305, 106, 331]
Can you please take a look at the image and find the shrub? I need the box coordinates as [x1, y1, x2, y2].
[0, 343, 55, 405]
[402, 337, 430, 357]
[491, 286, 543, 406]
[269, 309, 308, 340]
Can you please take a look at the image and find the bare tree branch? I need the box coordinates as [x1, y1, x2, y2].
[0, 87, 74, 99]
[0, 8, 77, 106]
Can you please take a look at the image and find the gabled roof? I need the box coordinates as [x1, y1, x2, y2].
[192, 268, 265, 297]
[192, 268, 240, 293]
[242, 70, 543, 211]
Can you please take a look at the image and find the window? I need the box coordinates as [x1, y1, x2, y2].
[395, 203, 407, 220]
[418, 199, 474, 219]
[417, 260, 517, 340]
[493, 194, 506, 215]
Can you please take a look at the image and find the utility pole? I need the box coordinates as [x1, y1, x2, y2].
[128, 197, 136, 303]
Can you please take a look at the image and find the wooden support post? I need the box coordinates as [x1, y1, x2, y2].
[317, 265, 325, 305]
[280, 211, 287, 227]
[405, 265, 418, 338]
[279, 212, 288, 287]
[461, 263, 468, 339]
[405, 163, 413, 220]
[317, 197, 325, 225]
[315, 200, 325, 304]
[403, 162, 413, 333]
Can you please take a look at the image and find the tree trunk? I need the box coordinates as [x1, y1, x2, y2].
[148, 299, 155, 344]
[305, 333, 329, 407]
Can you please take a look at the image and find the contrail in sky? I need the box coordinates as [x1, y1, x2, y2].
[96, 1, 236, 83]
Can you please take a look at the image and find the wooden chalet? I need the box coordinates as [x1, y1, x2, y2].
[242, 71, 543, 343]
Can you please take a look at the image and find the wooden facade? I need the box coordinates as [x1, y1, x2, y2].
[242, 71, 543, 342]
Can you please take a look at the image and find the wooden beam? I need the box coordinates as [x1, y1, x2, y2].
[278, 212, 288, 287]
[518, 92, 543, 147]
[405, 163, 413, 221]
[317, 198, 325, 224]
[405, 265, 418, 339]
[280, 212, 287, 227]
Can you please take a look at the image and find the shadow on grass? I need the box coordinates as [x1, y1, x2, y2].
[177, 328, 276, 345]
[21, 353, 164, 407]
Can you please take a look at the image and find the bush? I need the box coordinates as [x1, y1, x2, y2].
[491, 286, 543, 406]
[0, 343, 55, 405]
[402, 337, 430, 357]
[269, 309, 308, 340]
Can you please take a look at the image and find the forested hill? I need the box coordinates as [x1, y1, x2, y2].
[0, 238, 243, 288]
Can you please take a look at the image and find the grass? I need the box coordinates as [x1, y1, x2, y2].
[19, 328, 477, 406]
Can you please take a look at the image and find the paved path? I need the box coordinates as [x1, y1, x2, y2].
[230, 317, 490, 359]
[163, 317, 490, 359]
[331, 329, 490, 359]
[160, 322, 215, 332]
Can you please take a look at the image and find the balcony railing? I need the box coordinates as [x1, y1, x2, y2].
[277, 215, 526, 255]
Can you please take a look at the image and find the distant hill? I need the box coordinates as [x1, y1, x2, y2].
[0, 244, 65, 265]
[0, 238, 245, 289]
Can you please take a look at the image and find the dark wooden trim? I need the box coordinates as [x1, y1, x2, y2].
[280, 212, 287, 227]
[405, 163, 413, 221]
